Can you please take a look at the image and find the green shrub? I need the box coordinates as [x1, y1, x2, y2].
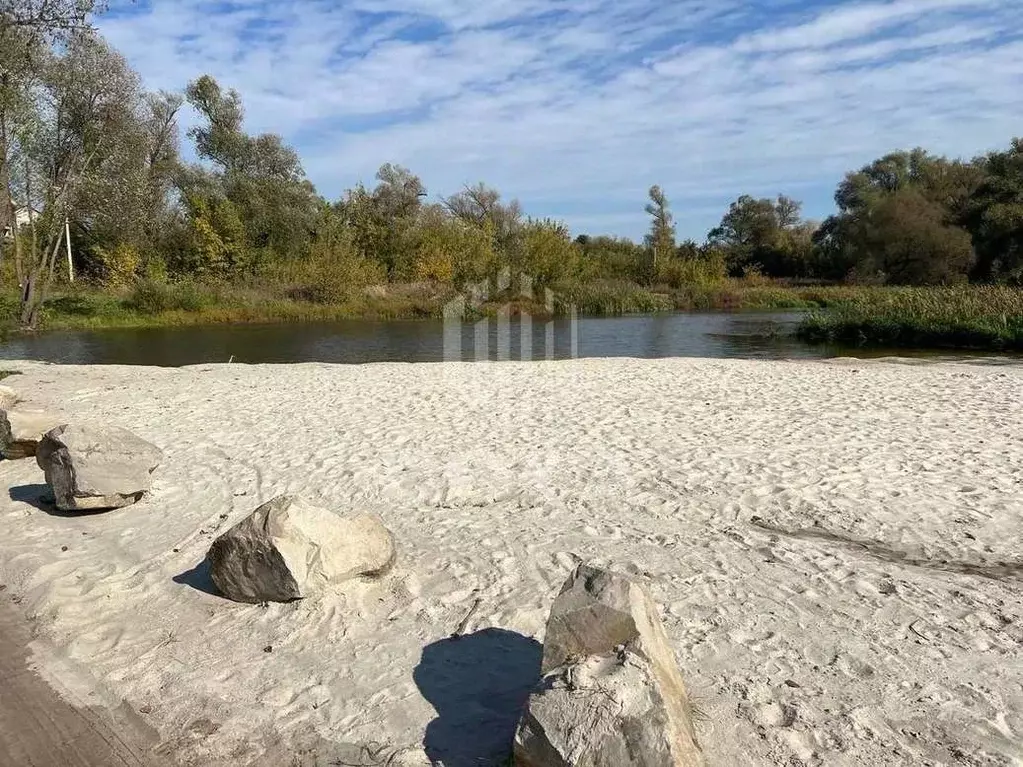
[128, 279, 215, 314]
[798, 286, 1023, 350]
[654, 255, 727, 289]
[550, 279, 672, 315]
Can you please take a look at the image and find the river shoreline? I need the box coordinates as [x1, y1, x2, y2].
[4, 282, 1020, 357]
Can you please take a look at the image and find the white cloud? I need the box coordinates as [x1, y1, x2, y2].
[99, 0, 1023, 239]
[732, 0, 1002, 53]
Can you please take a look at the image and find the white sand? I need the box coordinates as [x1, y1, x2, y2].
[0, 357, 1021, 766]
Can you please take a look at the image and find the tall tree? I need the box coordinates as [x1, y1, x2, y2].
[644, 185, 675, 275]
[182, 75, 319, 268]
[10, 30, 144, 325]
[963, 138, 1023, 283]
[74, 89, 183, 266]
[1, 0, 101, 241]
[817, 149, 982, 283]
[338, 164, 426, 277]
[708, 194, 809, 277]
[442, 182, 522, 249]
[575, 234, 648, 282]
[0, 1, 100, 35]
[850, 188, 974, 284]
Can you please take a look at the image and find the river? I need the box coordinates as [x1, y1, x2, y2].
[0, 312, 1016, 366]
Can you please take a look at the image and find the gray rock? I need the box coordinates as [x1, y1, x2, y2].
[207, 495, 396, 603]
[1, 409, 65, 459]
[35, 423, 163, 510]
[514, 564, 704, 767]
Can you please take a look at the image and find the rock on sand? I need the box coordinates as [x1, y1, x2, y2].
[207, 495, 396, 603]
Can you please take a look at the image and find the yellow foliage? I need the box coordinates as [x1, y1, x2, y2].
[407, 218, 497, 286]
[184, 195, 248, 275]
[520, 219, 580, 284]
[93, 243, 141, 288]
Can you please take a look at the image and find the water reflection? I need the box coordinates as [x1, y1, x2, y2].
[0, 312, 1017, 366]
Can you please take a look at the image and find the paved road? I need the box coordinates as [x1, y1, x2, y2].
[0, 596, 166, 767]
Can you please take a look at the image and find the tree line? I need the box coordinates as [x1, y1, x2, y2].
[2, 2, 1021, 327]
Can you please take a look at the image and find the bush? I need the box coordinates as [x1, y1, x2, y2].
[266, 234, 387, 305]
[303, 256, 387, 304]
[519, 219, 581, 285]
[576, 236, 648, 282]
[654, 255, 727, 288]
[797, 286, 1023, 350]
[550, 279, 672, 315]
[128, 279, 214, 314]
[405, 217, 499, 287]
[91, 243, 141, 288]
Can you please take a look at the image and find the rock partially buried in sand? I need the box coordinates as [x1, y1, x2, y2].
[514, 563, 705, 767]
[0, 409, 65, 459]
[207, 495, 396, 603]
[0, 385, 21, 411]
[36, 423, 163, 511]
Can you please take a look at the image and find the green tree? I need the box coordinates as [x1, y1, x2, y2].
[442, 181, 523, 254]
[963, 138, 1023, 283]
[644, 185, 674, 276]
[848, 188, 974, 284]
[338, 163, 426, 277]
[407, 203, 497, 286]
[576, 235, 648, 281]
[9, 30, 147, 325]
[1, 0, 102, 239]
[708, 194, 808, 277]
[73, 89, 184, 274]
[180, 193, 247, 275]
[182, 75, 319, 266]
[519, 218, 580, 285]
[817, 149, 982, 284]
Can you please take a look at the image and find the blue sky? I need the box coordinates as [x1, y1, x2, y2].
[99, 0, 1023, 240]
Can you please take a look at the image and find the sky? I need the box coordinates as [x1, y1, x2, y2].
[98, 0, 1023, 241]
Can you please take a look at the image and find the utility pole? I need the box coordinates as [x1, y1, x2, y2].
[64, 216, 74, 282]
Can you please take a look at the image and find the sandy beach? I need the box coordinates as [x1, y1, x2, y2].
[0, 357, 1020, 766]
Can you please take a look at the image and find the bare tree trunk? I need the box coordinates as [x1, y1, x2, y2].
[19, 270, 36, 326]
[19, 151, 43, 328]
[0, 105, 11, 242]
[20, 225, 63, 329]
[11, 207, 23, 286]
[46, 224, 62, 282]
[24, 152, 35, 261]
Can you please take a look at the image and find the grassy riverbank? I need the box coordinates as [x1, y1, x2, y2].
[3, 280, 1021, 354]
[0, 278, 851, 332]
[797, 286, 1023, 351]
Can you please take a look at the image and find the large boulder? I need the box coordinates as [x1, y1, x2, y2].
[1, 409, 65, 459]
[207, 495, 396, 603]
[514, 564, 705, 767]
[36, 423, 163, 511]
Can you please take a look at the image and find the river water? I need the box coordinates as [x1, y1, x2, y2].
[0, 312, 1016, 366]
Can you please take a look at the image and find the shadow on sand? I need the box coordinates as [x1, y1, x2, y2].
[8, 484, 146, 519]
[8, 484, 55, 512]
[172, 559, 222, 598]
[7, 484, 107, 518]
[413, 628, 542, 766]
